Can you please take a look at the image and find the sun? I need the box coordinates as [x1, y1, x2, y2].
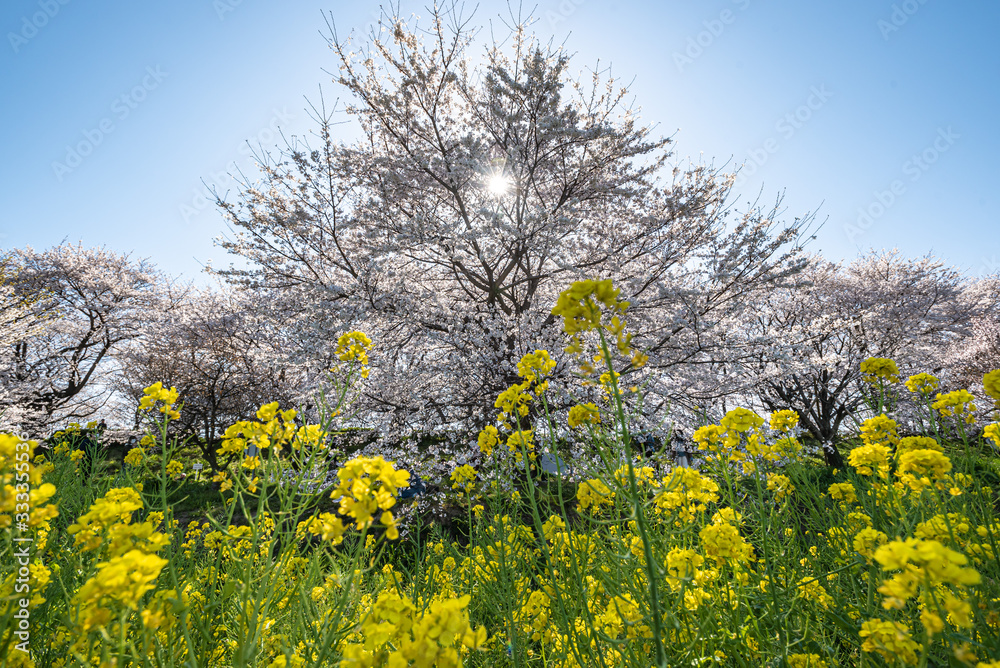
[487, 174, 510, 195]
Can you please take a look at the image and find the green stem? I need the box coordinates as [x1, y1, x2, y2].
[596, 328, 667, 667]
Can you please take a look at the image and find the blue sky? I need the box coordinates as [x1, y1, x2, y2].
[2, 0, 997, 283]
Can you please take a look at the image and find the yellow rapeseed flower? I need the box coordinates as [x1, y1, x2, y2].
[787, 654, 829, 668]
[692, 424, 726, 452]
[506, 429, 535, 463]
[905, 372, 939, 395]
[0, 435, 58, 531]
[331, 456, 409, 539]
[895, 435, 941, 459]
[848, 443, 891, 478]
[828, 482, 857, 505]
[860, 357, 900, 384]
[302, 512, 346, 545]
[577, 478, 614, 513]
[334, 330, 372, 365]
[983, 369, 1000, 405]
[985, 423, 1000, 448]
[769, 409, 799, 432]
[859, 619, 921, 666]
[123, 447, 145, 466]
[494, 381, 533, 424]
[897, 449, 952, 493]
[477, 425, 499, 456]
[139, 381, 181, 420]
[853, 527, 888, 562]
[932, 389, 978, 425]
[517, 349, 556, 384]
[450, 464, 477, 493]
[766, 473, 794, 501]
[551, 278, 631, 357]
[720, 407, 764, 433]
[699, 522, 753, 565]
[67, 487, 144, 551]
[73, 549, 168, 632]
[874, 538, 980, 626]
[654, 468, 719, 522]
[859, 414, 899, 449]
[567, 402, 601, 428]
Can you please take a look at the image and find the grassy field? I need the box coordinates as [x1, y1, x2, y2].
[3, 281, 1000, 668]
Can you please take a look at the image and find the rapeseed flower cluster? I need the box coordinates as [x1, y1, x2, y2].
[786, 654, 828, 668]
[692, 407, 805, 481]
[859, 618, 922, 665]
[334, 330, 373, 377]
[874, 538, 980, 619]
[73, 549, 169, 632]
[983, 369, 1000, 409]
[828, 481, 857, 506]
[480, 348, 562, 468]
[567, 402, 600, 428]
[506, 429, 536, 464]
[138, 381, 180, 420]
[933, 389, 978, 425]
[986, 423, 1000, 448]
[769, 409, 800, 432]
[340, 591, 486, 667]
[550, 280, 648, 402]
[653, 467, 719, 523]
[551, 279, 629, 352]
[450, 464, 477, 493]
[516, 349, 556, 388]
[218, 402, 302, 456]
[66, 487, 171, 635]
[861, 357, 900, 384]
[331, 456, 410, 540]
[699, 519, 753, 566]
[477, 425, 499, 456]
[124, 446, 145, 466]
[848, 416, 898, 478]
[905, 372, 940, 396]
[576, 478, 614, 513]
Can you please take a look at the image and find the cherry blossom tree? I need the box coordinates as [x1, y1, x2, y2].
[213, 5, 810, 436]
[1, 243, 162, 435]
[113, 286, 304, 471]
[743, 250, 1000, 465]
[0, 252, 50, 430]
[943, 313, 1000, 403]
